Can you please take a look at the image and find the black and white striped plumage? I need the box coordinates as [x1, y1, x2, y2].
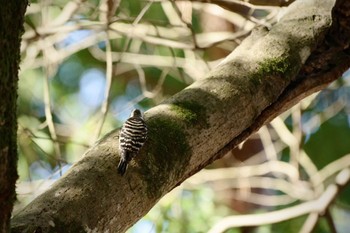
[118, 109, 147, 175]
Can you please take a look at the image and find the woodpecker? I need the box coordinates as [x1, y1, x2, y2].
[118, 109, 147, 175]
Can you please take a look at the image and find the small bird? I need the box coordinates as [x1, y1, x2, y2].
[118, 109, 148, 175]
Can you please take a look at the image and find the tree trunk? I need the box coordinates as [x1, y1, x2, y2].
[0, 1, 27, 232]
[11, 0, 350, 232]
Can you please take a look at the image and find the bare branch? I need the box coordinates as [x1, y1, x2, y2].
[207, 167, 350, 233]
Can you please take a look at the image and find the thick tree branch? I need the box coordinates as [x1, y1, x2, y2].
[207, 0, 350, 168]
[11, 0, 350, 232]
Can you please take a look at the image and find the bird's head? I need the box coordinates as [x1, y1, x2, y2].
[131, 109, 142, 118]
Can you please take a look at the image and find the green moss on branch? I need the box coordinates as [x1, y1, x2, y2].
[258, 57, 291, 76]
[171, 101, 208, 127]
[139, 114, 191, 198]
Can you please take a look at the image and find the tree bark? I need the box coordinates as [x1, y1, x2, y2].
[0, 1, 27, 232]
[11, 0, 350, 232]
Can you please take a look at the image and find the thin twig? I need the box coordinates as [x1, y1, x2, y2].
[258, 126, 278, 160]
[299, 213, 319, 233]
[135, 65, 169, 98]
[41, 1, 62, 175]
[19, 124, 90, 148]
[311, 154, 350, 187]
[324, 208, 337, 233]
[290, 104, 301, 181]
[94, 33, 113, 140]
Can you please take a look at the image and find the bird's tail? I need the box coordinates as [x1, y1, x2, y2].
[117, 159, 128, 175]
[118, 150, 132, 175]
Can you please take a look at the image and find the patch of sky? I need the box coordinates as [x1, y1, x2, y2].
[301, 111, 320, 142]
[52, 163, 72, 179]
[337, 86, 350, 110]
[29, 161, 71, 180]
[132, 219, 156, 233]
[181, 189, 193, 198]
[302, 89, 338, 142]
[29, 161, 52, 180]
[31, 100, 46, 118]
[98, 40, 106, 49]
[126, 79, 143, 98]
[311, 86, 350, 116]
[313, 90, 336, 112]
[111, 80, 146, 122]
[111, 96, 135, 122]
[314, 71, 350, 113]
[58, 58, 84, 87]
[79, 68, 106, 108]
[302, 81, 350, 142]
[56, 21, 93, 48]
[343, 67, 350, 84]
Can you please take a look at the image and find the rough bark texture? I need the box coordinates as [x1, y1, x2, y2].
[11, 0, 350, 232]
[0, 1, 27, 232]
